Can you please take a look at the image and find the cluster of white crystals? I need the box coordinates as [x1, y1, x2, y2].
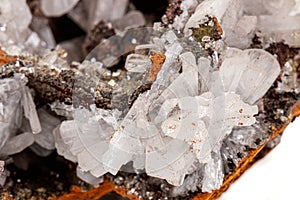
[0, 75, 42, 158]
[0, 0, 291, 193]
[0, 0, 68, 180]
[52, 24, 280, 191]
[0, 0, 57, 54]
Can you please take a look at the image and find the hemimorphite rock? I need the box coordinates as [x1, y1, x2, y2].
[262, 0, 295, 16]
[0, 0, 297, 197]
[53, 30, 261, 188]
[112, 11, 146, 31]
[53, 125, 77, 162]
[76, 167, 104, 185]
[86, 0, 129, 28]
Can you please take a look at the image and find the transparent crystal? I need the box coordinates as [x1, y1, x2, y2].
[220, 48, 281, 104]
[21, 86, 41, 134]
[33, 109, 61, 150]
[0, 0, 32, 42]
[112, 11, 146, 31]
[0, 132, 34, 157]
[40, 0, 80, 17]
[0, 78, 22, 150]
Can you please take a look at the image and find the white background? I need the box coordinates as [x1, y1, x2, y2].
[220, 117, 300, 200]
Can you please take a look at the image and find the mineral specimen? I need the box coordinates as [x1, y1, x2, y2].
[0, 0, 299, 199]
[51, 25, 278, 192]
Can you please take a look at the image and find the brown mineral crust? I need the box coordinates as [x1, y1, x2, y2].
[31, 69, 113, 109]
[51, 181, 139, 200]
[191, 16, 223, 45]
[250, 34, 263, 49]
[0, 56, 113, 109]
[0, 48, 18, 65]
[0, 48, 167, 111]
[127, 82, 152, 108]
[164, 0, 183, 24]
[262, 88, 298, 127]
[0, 192, 15, 200]
[266, 42, 300, 67]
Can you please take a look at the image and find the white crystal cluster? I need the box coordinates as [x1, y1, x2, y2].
[0, 75, 43, 158]
[52, 26, 280, 190]
[0, 0, 291, 193]
[0, 76, 62, 162]
[51, 1, 282, 190]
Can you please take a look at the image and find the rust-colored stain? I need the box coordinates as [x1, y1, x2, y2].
[52, 181, 139, 200]
[290, 100, 300, 120]
[0, 48, 17, 65]
[148, 52, 166, 82]
[213, 16, 223, 37]
[1, 192, 15, 200]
